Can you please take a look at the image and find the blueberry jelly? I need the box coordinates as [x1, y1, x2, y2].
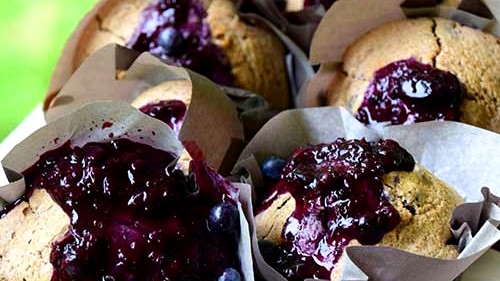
[10, 138, 241, 281]
[258, 138, 415, 280]
[139, 99, 187, 134]
[355, 58, 464, 125]
[127, 0, 234, 86]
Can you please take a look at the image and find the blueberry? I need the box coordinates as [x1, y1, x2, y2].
[357, 214, 384, 244]
[217, 268, 241, 281]
[158, 27, 182, 55]
[208, 202, 240, 234]
[261, 156, 286, 180]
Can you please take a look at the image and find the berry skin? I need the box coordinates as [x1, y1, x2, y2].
[158, 27, 182, 55]
[208, 202, 240, 235]
[218, 268, 241, 281]
[261, 156, 286, 180]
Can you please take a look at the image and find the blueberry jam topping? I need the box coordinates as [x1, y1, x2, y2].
[16, 139, 241, 281]
[355, 58, 464, 125]
[258, 138, 415, 280]
[127, 0, 234, 86]
[139, 100, 187, 134]
[261, 156, 286, 181]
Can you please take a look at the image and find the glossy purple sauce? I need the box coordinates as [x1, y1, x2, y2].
[127, 0, 234, 86]
[355, 59, 464, 125]
[259, 138, 415, 280]
[139, 100, 187, 134]
[13, 139, 241, 281]
[304, 0, 336, 9]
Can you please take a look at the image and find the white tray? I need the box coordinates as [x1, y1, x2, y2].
[0, 105, 498, 280]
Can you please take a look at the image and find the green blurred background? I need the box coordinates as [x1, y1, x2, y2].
[0, 0, 98, 141]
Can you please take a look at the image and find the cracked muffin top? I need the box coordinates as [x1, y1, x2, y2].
[72, 0, 289, 109]
[326, 18, 500, 132]
[255, 138, 462, 281]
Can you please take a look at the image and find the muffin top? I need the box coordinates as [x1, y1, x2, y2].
[327, 18, 500, 132]
[73, 0, 289, 109]
[255, 138, 462, 281]
[0, 138, 242, 281]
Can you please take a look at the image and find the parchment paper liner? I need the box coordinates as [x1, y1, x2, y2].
[248, 0, 325, 52]
[245, 1, 494, 55]
[233, 106, 500, 281]
[45, 44, 244, 174]
[0, 101, 255, 281]
[305, 0, 500, 107]
[45, 0, 314, 112]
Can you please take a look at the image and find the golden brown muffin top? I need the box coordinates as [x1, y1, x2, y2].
[327, 18, 500, 132]
[256, 165, 462, 281]
[0, 189, 68, 281]
[73, 0, 289, 110]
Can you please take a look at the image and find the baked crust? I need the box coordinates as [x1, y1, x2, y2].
[255, 164, 462, 281]
[207, 0, 289, 109]
[0, 189, 69, 281]
[326, 18, 500, 132]
[74, 0, 289, 109]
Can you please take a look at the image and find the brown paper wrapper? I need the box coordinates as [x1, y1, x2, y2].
[233, 106, 500, 281]
[221, 86, 280, 140]
[45, 44, 244, 175]
[305, 0, 499, 107]
[0, 101, 255, 281]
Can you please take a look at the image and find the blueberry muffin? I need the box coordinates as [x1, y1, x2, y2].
[130, 79, 192, 135]
[326, 18, 500, 132]
[255, 138, 462, 281]
[0, 139, 243, 280]
[71, 0, 289, 109]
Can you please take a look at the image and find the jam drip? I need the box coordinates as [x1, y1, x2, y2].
[355, 58, 464, 125]
[19, 139, 240, 281]
[139, 100, 187, 134]
[259, 138, 415, 280]
[127, 0, 234, 86]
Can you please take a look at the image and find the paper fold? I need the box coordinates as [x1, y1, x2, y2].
[45, 44, 245, 174]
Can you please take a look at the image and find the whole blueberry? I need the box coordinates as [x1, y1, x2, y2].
[261, 156, 286, 180]
[208, 202, 240, 234]
[217, 268, 241, 281]
[158, 27, 182, 55]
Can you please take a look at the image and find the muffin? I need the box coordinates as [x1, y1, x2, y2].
[255, 138, 462, 281]
[326, 18, 500, 132]
[0, 138, 244, 280]
[68, 0, 289, 109]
